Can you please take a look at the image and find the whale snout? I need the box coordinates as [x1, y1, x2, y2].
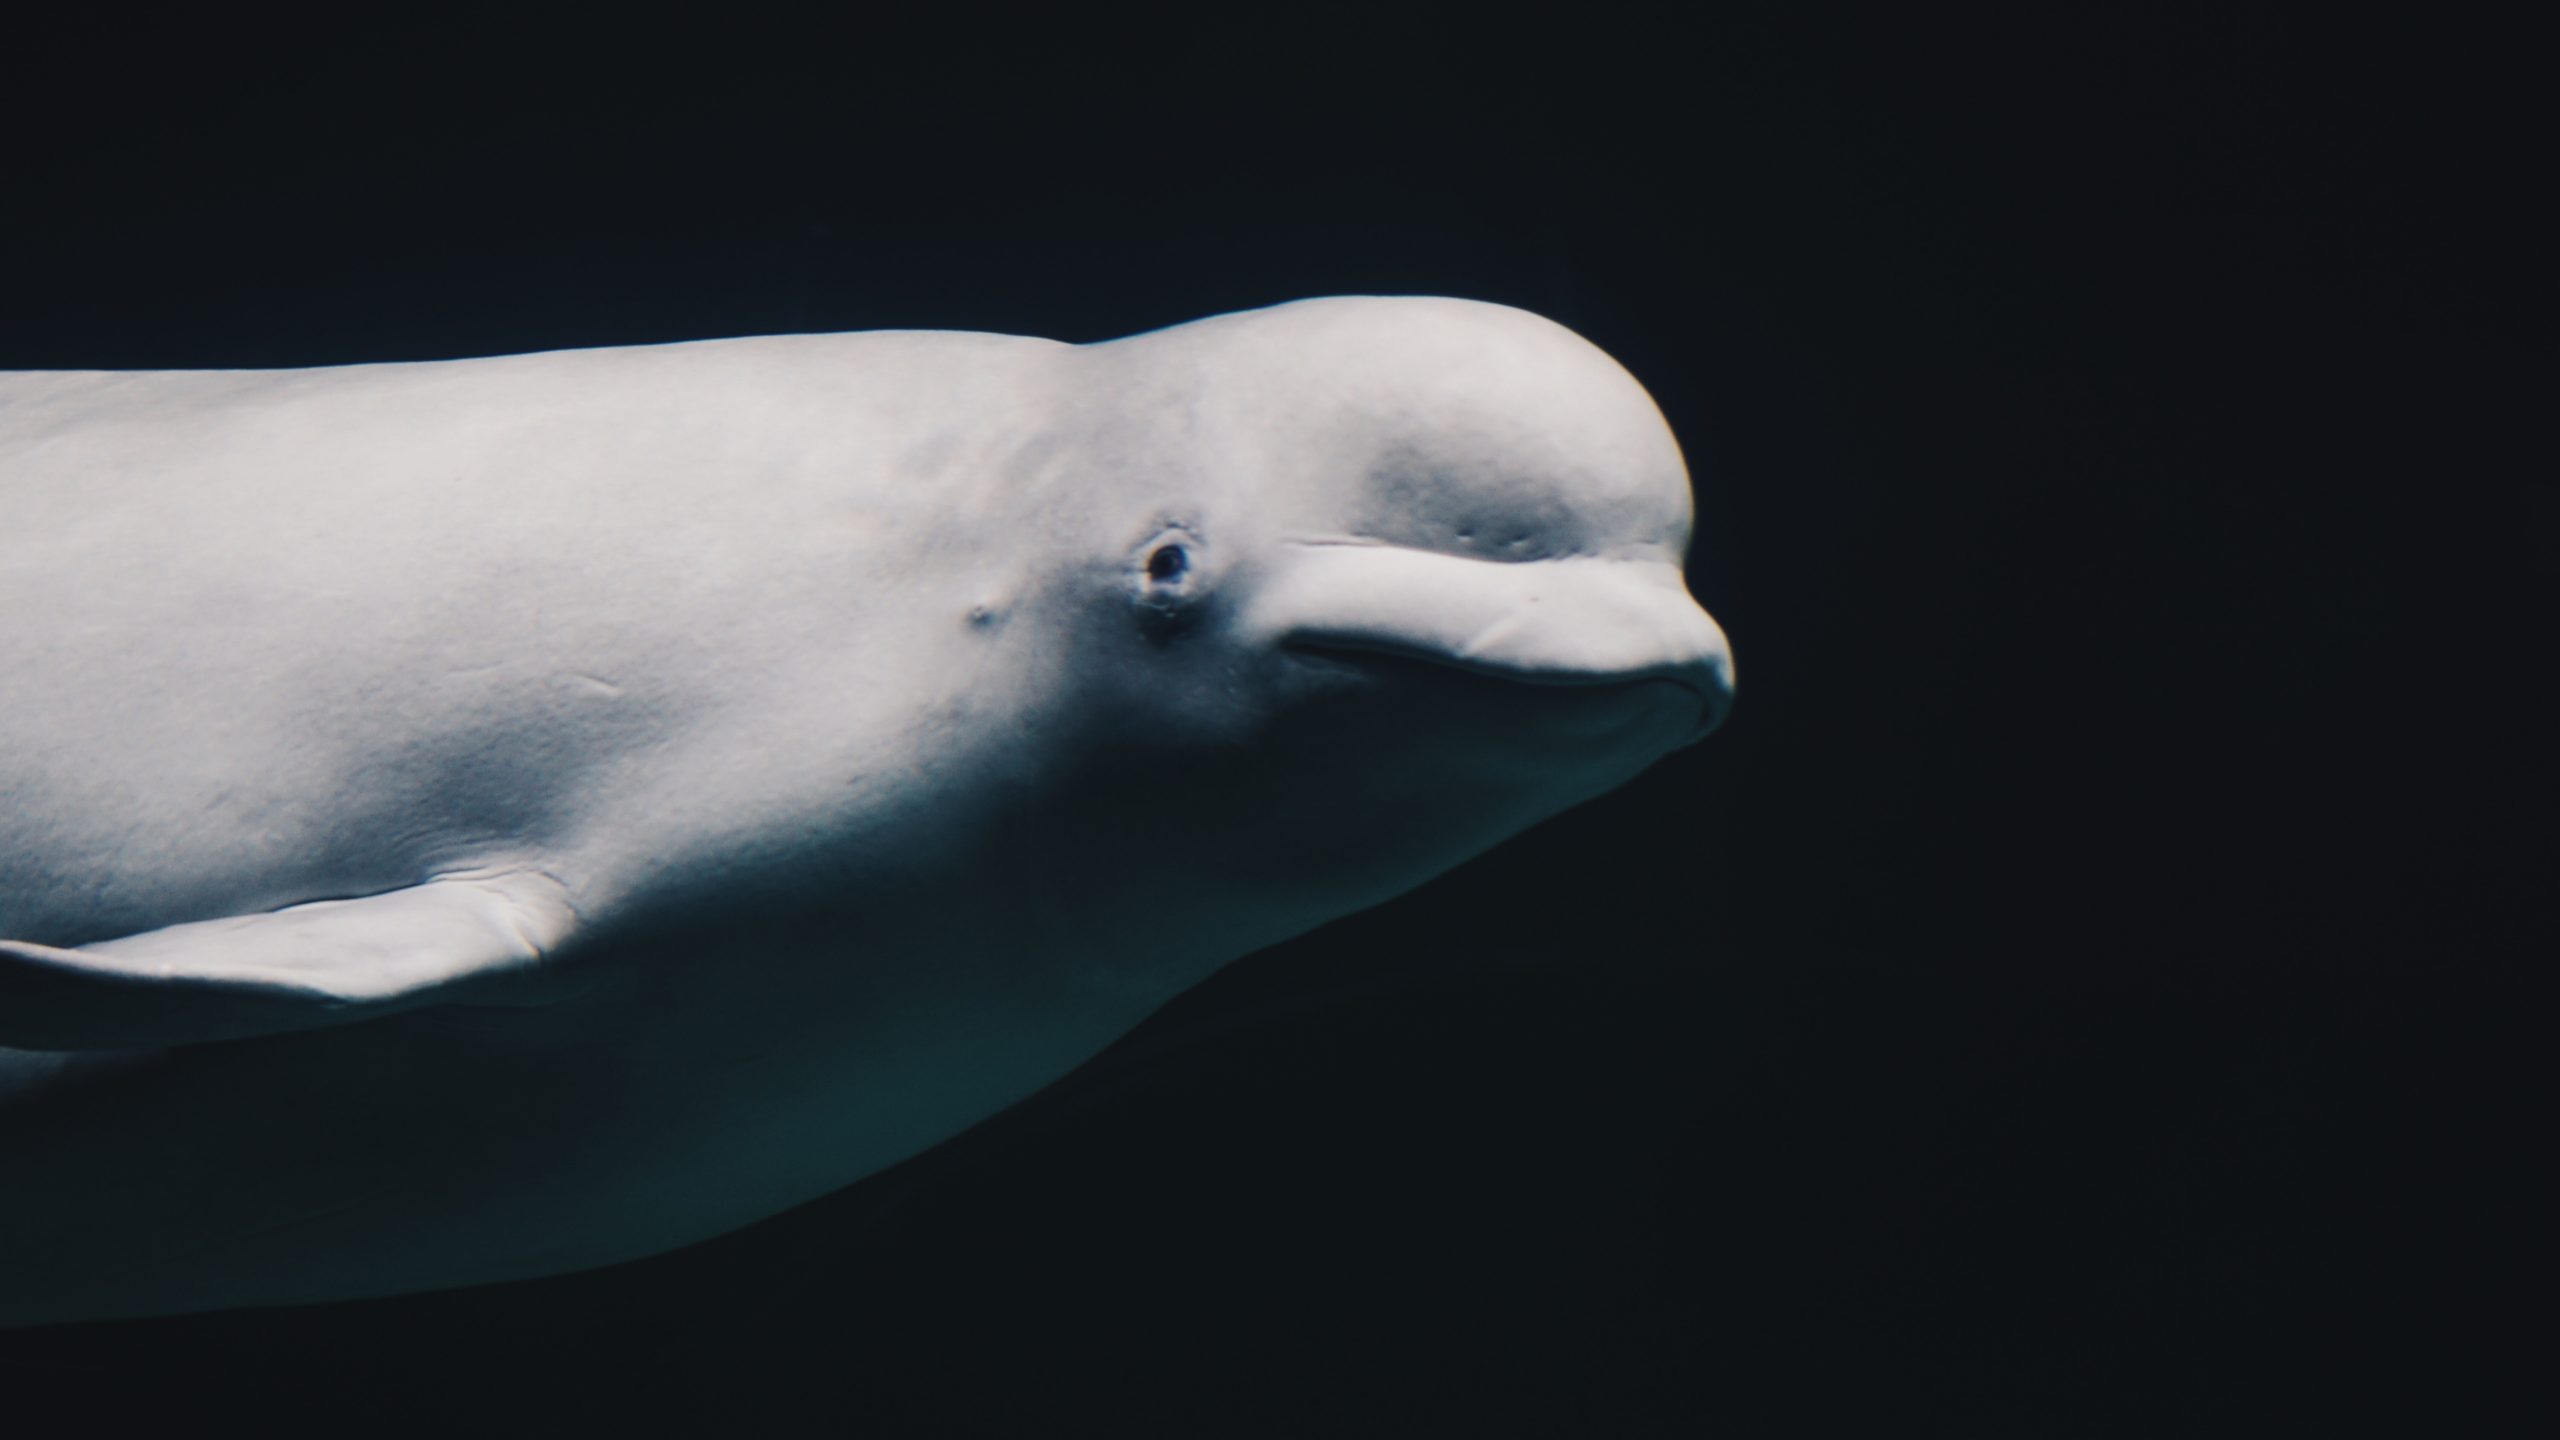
[1249, 541, 1735, 743]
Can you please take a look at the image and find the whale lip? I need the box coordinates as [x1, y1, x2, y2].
[1281, 633, 1722, 699]
[1254, 542, 1735, 743]
[1280, 635, 1733, 742]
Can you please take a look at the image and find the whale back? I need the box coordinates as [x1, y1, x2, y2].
[0, 332, 1077, 947]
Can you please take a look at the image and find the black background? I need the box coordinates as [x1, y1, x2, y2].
[1, 5, 2538, 1434]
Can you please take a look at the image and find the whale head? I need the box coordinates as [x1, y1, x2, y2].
[1007, 296, 1733, 988]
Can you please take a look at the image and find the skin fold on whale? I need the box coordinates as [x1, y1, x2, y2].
[0, 295, 1734, 1326]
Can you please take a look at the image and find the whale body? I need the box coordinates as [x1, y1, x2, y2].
[0, 295, 1733, 1325]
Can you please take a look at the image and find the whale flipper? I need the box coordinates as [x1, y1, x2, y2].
[0, 870, 579, 1050]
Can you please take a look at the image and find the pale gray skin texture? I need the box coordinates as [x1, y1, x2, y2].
[0, 295, 1733, 1326]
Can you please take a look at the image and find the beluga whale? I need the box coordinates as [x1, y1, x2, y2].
[0, 295, 1734, 1326]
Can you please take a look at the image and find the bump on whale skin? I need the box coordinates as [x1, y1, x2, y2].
[0, 295, 1735, 1326]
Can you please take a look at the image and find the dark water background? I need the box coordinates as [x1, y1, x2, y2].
[0, 5, 2536, 1434]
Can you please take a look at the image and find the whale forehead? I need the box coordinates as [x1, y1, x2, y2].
[1178, 296, 1695, 561]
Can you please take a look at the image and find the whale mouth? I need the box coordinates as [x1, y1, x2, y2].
[1254, 544, 1735, 743]
[1281, 636, 1730, 744]
[1282, 635, 1722, 701]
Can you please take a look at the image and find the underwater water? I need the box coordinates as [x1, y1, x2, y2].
[0, 4, 2528, 1434]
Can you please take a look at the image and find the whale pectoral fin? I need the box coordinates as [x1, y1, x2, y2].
[0, 869, 581, 1050]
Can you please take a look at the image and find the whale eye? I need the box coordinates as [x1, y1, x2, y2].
[1132, 534, 1204, 641]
